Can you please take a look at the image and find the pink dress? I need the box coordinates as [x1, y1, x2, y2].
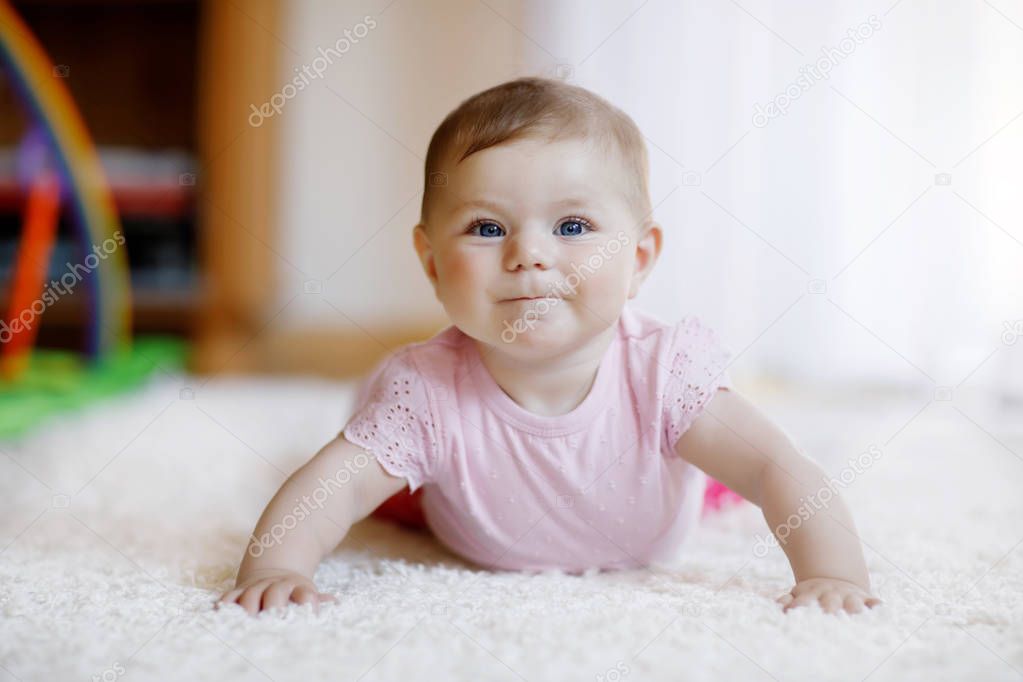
[342, 304, 736, 572]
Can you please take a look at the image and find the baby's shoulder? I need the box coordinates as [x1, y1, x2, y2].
[619, 306, 714, 359]
[351, 325, 463, 406]
[617, 307, 732, 391]
[617, 304, 699, 357]
[399, 325, 465, 378]
[369, 325, 465, 390]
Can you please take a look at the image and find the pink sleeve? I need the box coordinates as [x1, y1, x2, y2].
[341, 353, 441, 493]
[663, 316, 734, 452]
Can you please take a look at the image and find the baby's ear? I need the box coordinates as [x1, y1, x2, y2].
[627, 221, 662, 299]
[412, 223, 439, 290]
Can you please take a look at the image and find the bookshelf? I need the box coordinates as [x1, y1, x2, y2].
[1, 0, 434, 377]
[0, 0, 203, 349]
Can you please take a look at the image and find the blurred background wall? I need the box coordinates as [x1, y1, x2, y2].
[269, 0, 1023, 400]
[2, 0, 1021, 403]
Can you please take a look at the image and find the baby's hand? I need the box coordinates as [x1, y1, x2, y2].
[215, 568, 337, 616]
[776, 577, 881, 615]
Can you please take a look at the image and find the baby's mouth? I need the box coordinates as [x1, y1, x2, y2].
[500, 295, 562, 303]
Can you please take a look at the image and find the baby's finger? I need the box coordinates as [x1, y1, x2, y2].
[238, 580, 275, 615]
[843, 594, 865, 614]
[216, 589, 243, 608]
[820, 591, 843, 614]
[784, 591, 819, 612]
[291, 585, 317, 606]
[864, 596, 882, 609]
[319, 592, 337, 603]
[776, 593, 794, 606]
[262, 580, 300, 612]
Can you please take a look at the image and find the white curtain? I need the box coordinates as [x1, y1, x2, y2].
[519, 0, 1023, 397]
[276, 0, 1022, 397]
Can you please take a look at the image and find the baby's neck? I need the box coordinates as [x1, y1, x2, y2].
[473, 325, 616, 417]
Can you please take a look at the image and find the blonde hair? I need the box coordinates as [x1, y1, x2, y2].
[420, 77, 652, 227]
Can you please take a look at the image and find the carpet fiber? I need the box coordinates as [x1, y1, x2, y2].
[1, 374, 1021, 681]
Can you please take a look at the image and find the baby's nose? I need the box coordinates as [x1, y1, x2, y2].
[504, 233, 554, 271]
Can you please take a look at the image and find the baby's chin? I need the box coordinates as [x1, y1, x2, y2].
[486, 317, 605, 360]
[448, 299, 615, 356]
[494, 330, 577, 359]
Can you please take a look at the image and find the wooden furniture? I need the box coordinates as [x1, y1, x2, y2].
[1, 0, 434, 378]
[191, 0, 438, 378]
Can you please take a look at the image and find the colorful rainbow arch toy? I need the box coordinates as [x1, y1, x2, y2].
[0, 0, 132, 365]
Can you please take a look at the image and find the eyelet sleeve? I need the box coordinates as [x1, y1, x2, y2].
[341, 353, 440, 493]
[662, 316, 733, 452]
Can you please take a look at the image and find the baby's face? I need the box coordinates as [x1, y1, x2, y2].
[413, 136, 660, 359]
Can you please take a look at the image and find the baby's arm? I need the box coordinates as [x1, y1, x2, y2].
[675, 388, 881, 614]
[216, 435, 407, 615]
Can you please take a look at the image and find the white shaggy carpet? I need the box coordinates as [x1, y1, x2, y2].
[1, 373, 1021, 681]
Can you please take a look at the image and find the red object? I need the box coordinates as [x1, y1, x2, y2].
[2, 172, 60, 380]
[0, 178, 193, 218]
[369, 477, 744, 531]
[700, 477, 745, 515]
[370, 486, 428, 529]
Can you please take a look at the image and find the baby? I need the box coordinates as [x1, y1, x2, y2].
[217, 77, 880, 616]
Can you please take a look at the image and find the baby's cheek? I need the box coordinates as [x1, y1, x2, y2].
[441, 252, 486, 286]
[580, 254, 631, 304]
[435, 255, 471, 297]
[436, 255, 488, 318]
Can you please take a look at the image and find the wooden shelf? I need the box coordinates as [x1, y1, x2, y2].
[0, 1, 203, 348]
[0, 181, 195, 219]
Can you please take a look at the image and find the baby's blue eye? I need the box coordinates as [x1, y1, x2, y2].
[557, 219, 590, 236]
[469, 219, 591, 237]
[472, 222, 504, 237]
